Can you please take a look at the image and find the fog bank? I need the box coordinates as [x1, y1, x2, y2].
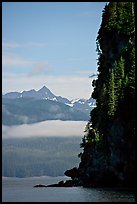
[2, 120, 87, 138]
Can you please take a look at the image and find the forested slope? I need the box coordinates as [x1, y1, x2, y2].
[2, 137, 81, 177]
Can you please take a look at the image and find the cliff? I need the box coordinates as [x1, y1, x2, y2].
[65, 2, 135, 188]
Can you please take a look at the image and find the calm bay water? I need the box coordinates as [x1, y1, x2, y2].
[2, 176, 135, 202]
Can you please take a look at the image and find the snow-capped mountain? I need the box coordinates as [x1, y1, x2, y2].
[3, 86, 96, 108]
[68, 97, 96, 114]
[3, 86, 56, 100]
[3, 86, 71, 104]
[70, 97, 96, 108]
[2, 86, 96, 126]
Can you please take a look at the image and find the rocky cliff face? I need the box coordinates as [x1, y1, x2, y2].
[65, 2, 135, 188]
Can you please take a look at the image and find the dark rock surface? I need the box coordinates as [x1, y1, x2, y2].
[33, 179, 81, 188]
[34, 184, 47, 188]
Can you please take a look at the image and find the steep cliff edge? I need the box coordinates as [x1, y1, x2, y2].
[65, 2, 135, 188]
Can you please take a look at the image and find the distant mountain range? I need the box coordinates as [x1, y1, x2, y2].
[2, 86, 96, 126]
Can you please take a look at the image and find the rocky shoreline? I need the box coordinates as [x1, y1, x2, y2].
[34, 179, 81, 188]
[33, 166, 135, 188]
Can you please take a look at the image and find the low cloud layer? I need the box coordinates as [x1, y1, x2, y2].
[2, 120, 87, 139]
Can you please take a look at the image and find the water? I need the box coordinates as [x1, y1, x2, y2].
[2, 176, 135, 202]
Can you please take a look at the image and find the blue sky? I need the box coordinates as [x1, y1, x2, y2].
[2, 2, 107, 99]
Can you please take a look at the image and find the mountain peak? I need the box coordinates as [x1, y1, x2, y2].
[42, 85, 47, 89]
[37, 86, 55, 99]
[38, 86, 50, 92]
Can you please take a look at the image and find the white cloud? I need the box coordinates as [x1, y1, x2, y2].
[74, 70, 96, 76]
[2, 42, 20, 48]
[2, 52, 94, 99]
[2, 42, 47, 49]
[2, 53, 34, 67]
[2, 53, 50, 75]
[2, 73, 93, 99]
[28, 61, 50, 76]
[2, 120, 87, 138]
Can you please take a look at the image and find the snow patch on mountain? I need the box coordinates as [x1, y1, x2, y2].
[65, 103, 74, 107]
[3, 85, 96, 111]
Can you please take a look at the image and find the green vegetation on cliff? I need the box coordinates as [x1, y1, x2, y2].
[67, 2, 135, 187]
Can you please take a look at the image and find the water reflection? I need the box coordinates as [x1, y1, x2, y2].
[80, 187, 135, 202]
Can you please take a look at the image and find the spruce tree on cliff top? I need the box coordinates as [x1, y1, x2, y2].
[68, 2, 135, 187]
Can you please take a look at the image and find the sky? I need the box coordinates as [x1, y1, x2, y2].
[2, 2, 107, 100]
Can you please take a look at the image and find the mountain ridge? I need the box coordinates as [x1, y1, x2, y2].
[2, 86, 96, 126]
[3, 85, 96, 109]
